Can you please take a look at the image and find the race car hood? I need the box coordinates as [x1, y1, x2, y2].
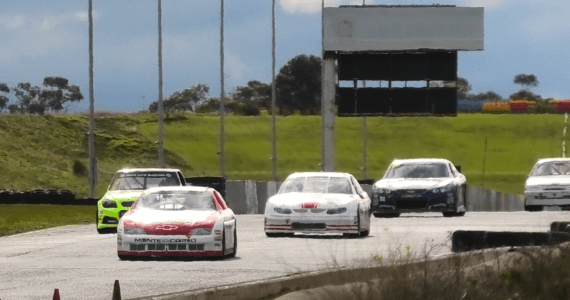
[526, 176, 570, 188]
[103, 190, 144, 201]
[373, 178, 454, 190]
[122, 209, 220, 236]
[267, 193, 357, 209]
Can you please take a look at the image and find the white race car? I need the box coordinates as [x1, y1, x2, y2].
[525, 158, 570, 211]
[117, 186, 237, 260]
[371, 159, 467, 217]
[264, 172, 371, 238]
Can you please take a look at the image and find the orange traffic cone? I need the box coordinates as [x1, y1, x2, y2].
[112, 280, 121, 300]
[53, 288, 60, 300]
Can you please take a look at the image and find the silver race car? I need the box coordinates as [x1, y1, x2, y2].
[264, 172, 371, 238]
[117, 186, 237, 260]
[525, 158, 570, 211]
[371, 159, 467, 217]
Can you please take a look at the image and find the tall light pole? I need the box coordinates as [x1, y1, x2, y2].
[157, 0, 165, 168]
[220, 0, 226, 178]
[271, 0, 277, 181]
[88, 0, 96, 198]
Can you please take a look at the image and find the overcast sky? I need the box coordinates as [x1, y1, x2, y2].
[1, 0, 569, 112]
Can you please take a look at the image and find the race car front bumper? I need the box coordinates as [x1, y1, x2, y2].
[117, 234, 224, 257]
[264, 214, 359, 234]
[372, 191, 455, 213]
[525, 191, 570, 206]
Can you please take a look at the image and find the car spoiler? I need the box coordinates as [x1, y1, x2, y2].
[185, 177, 226, 199]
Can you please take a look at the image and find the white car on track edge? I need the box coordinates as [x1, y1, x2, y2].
[117, 186, 236, 260]
[264, 172, 371, 238]
[525, 158, 570, 211]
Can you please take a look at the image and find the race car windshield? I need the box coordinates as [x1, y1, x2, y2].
[279, 177, 352, 194]
[385, 163, 450, 179]
[109, 172, 180, 191]
[531, 162, 570, 176]
[135, 191, 216, 211]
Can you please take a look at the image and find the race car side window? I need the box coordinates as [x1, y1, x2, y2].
[449, 163, 458, 177]
[212, 191, 227, 210]
[350, 176, 362, 194]
[177, 172, 186, 186]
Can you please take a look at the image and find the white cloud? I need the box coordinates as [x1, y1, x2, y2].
[462, 0, 509, 8]
[280, 0, 365, 14]
[74, 11, 89, 22]
[0, 15, 26, 29]
[40, 15, 63, 31]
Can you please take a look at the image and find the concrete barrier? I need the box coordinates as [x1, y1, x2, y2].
[244, 181, 257, 215]
[463, 185, 526, 212]
[223, 181, 531, 215]
[225, 181, 248, 214]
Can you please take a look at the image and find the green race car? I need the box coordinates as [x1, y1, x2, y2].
[96, 168, 186, 233]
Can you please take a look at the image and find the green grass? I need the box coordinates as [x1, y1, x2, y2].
[0, 112, 567, 197]
[0, 204, 95, 237]
[139, 113, 567, 194]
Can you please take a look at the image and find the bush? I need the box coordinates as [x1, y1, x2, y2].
[234, 103, 261, 116]
[72, 160, 88, 177]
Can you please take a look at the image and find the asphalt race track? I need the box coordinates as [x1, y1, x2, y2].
[1, 212, 569, 300]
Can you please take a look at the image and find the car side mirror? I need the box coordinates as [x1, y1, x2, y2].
[456, 165, 461, 173]
[360, 191, 368, 199]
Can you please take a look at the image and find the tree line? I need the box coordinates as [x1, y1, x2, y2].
[0, 77, 83, 115]
[0, 54, 550, 116]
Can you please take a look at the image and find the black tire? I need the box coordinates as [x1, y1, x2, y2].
[220, 232, 227, 260]
[463, 186, 468, 212]
[227, 228, 237, 258]
[118, 254, 134, 261]
[344, 208, 362, 238]
[373, 212, 400, 218]
[360, 230, 370, 237]
[442, 212, 455, 217]
[265, 232, 294, 237]
[525, 205, 543, 212]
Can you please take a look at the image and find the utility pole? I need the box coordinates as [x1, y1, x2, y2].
[157, 0, 165, 168]
[271, 0, 277, 181]
[220, 0, 226, 178]
[88, 0, 96, 198]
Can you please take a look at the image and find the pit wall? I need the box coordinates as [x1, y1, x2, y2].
[225, 182, 525, 214]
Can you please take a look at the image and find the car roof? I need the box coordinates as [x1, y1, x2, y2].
[116, 168, 181, 173]
[286, 172, 353, 179]
[535, 158, 570, 164]
[390, 158, 452, 165]
[144, 186, 210, 193]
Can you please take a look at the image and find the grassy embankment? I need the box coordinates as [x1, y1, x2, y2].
[0, 204, 95, 236]
[0, 112, 566, 235]
[139, 113, 566, 194]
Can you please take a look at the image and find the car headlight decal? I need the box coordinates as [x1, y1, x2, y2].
[190, 228, 212, 235]
[274, 207, 292, 214]
[102, 200, 117, 208]
[326, 207, 347, 214]
[123, 227, 146, 235]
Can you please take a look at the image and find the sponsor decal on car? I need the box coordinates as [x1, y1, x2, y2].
[134, 238, 197, 243]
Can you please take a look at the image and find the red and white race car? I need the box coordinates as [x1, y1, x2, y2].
[264, 172, 371, 237]
[117, 186, 236, 260]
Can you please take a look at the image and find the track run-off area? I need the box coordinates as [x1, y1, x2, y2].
[1, 211, 569, 300]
